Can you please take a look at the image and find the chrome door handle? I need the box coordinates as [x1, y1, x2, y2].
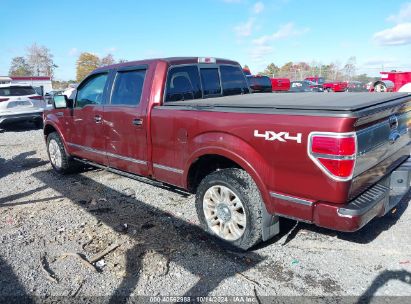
[94, 115, 102, 123]
[132, 118, 143, 126]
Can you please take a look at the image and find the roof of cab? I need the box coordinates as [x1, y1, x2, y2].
[94, 57, 240, 72]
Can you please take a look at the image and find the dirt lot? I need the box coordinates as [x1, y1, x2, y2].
[1, 122, 411, 302]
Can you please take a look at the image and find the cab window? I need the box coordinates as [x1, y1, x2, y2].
[165, 66, 202, 102]
[220, 65, 249, 96]
[200, 68, 221, 97]
[111, 69, 146, 106]
[76, 73, 108, 108]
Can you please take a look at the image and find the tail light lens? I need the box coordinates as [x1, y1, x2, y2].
[29, 96, 44, 100]
[0, 98, 9, 102]
[308, 133, 357, 181]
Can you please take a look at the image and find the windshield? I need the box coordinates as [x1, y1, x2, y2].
[0, 86, 36, 96]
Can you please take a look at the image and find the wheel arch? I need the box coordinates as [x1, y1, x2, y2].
[43, 121, 70, 153]
[184, 146, 271, 206]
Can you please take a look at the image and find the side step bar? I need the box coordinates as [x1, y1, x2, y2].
[74, 158, 188, 193]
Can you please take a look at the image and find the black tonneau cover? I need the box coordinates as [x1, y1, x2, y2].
[164, 92, 410, 112]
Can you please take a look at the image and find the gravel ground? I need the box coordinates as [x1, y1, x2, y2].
[0, 122, 411, 302]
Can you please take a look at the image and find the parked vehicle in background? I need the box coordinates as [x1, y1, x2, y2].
[289, 81, 311, 92]
[305, 76, 325, 85]
[289, 80, 323, 93]
[323, 81, 347, 92]
[44, 57, 411, 250]
[0, 84, 45, 127]
[270, 78, 290, 92]
[305, 80, 323, 92]
[371, 71, 411, 93]
[247, 75, 272, 93]
[346, 81, 367, 92]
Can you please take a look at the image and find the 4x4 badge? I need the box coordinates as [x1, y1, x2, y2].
[254, 130, 302, 143]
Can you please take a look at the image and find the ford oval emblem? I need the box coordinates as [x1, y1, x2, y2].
[389, 115, 398, 130]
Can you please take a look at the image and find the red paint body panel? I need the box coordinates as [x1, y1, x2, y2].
[67, 106, 108, 165]
[270, 78, 290, 91]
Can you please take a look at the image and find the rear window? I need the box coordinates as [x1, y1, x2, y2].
[220, 65, 249, 96]
[165, 66, 202, 102]
[200, 68, 221, 96]
[0, 86, 36, 96]
[111, 69, 146, 106]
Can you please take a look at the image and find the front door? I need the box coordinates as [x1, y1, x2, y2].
[104, 66, 149, 176]
[66, 72, 109, 165]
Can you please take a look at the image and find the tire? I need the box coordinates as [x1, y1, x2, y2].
[195, 168, 263, 250]
[374, 82, 387, 92]
[46, 132, 81, 174]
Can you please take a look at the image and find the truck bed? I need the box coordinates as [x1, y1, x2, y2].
[164, 92, 411, 115]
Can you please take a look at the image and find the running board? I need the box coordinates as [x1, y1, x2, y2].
[74, 158, 165, 188]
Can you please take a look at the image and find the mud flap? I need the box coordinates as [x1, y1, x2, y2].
[261, 202, 280, 241]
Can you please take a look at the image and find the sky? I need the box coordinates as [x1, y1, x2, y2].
[1, 0, 410, 80]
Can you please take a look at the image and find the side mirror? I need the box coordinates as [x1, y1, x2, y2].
[53, 95, 71, 109]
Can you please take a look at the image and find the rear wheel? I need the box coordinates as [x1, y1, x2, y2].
[47, 132, 81, 174]
[195, 168, 263, 250]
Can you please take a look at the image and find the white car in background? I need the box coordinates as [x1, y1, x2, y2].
[0, 84, 46, 127]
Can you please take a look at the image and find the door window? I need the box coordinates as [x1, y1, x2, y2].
[111, 70, 146, 106]
[76, 73, 108, 108]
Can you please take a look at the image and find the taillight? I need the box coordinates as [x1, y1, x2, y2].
[29, 96, 44, 100]
[308, 132, 357, 181]
[0, 98, 9, 102]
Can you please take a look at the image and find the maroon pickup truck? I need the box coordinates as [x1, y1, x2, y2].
[44, 57, 411, 250]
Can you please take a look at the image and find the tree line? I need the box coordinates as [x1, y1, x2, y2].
[8, 44, 377, 88]
[254, 56, 378, 83]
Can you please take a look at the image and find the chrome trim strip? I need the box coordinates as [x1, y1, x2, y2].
[269, 191, 314, 206]
[311, 153, 355, 160]
[153, 163, 184, 174]
[67, 143, 147, 165]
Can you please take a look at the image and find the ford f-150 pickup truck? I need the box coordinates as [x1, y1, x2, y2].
[44, 57, 411, 250]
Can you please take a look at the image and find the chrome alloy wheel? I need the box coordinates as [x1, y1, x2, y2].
[48, 139, 62, 168]
[203, 185, 246, 241]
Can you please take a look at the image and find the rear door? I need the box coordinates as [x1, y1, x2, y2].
[104, 66, 149, 175]
[66, 72, 109, 165]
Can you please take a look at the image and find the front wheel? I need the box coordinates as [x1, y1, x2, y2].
[47, 132, 81, 174]
[195, 168, 263, 250]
